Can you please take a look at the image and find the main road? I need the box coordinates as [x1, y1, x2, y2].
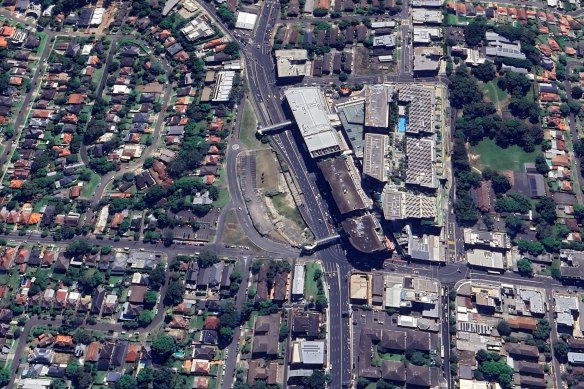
[195, 0, 352, 387]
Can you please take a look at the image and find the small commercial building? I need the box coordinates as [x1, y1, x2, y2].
[235, 12, 258, 30]
[275, 49, 309, 79]
[466, 249, 505, 272]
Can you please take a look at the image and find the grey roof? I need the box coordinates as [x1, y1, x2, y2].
[337, 101, 365, 158]
[364, 84, 390, 128]
[363, 133, 389, 182]
[299, 340, 325, 365]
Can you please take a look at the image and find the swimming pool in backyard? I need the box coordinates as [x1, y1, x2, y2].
[397, 116, 406, 132]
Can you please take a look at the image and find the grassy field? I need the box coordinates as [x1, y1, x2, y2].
[470, 139, 539, 172]
[221, 209, 257, 249]
[304, 262, 321, 300]
[81, 172, 100, 198]
[212, 168, 229, 208]
[239, 99, 266, 150]
[483, 81, 508, 106]
[255, 150, 279, 192]
[270, 193, 305, 230]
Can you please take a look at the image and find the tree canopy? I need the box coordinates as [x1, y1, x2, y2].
[151, 334, 176, 363]
[463, 19, 489, 46]
[516, 258, 533, 277]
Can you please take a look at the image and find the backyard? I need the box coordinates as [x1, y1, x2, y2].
[469, 138, 539, 172]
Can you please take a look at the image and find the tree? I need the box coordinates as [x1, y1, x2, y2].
[152, 367, 176, 389]
[163, 229, 174, 247]
[560, 102, 571, 117]
[149, 264, 166, 290]
[376, 380, 394, 389]
[144, 185, 166, 207]
[494, 192, 531, 214]
[463, 18, 489, 46]
[152, 334, 176, 363]
[456, 170, 482, 191]
[498, 71, 531, 97]
[338, 72, 348, 82]
[449, 66, 484, 109]
[315, 293, 328, 311]
[279, 323, 289, 341]
[497, 320, 511, 336]
[509, 96, 539, 121]
[224, 41, 239, 57]
[536, 197, 557, 225]
[554, 340, 569, 363]
[50, 380, 66, 389]
[73, 329, 92, 345]
[137, 367, 153, 389]
[115, 375, 138, 389]
[533, 319, 551, 341]
[478, 360, 512, 383]
[144, 291, 158, 309]
[409, 351, 428, 366]
[302, 370, 330, 389]
[138, 310, 153, 327]
[79, 269, 104, 291]
[534, 155, 549, 175]
[572, 85, 583, 99]
[65, 359, 80, 379]
[357, 377, 371, 389]
[454, 193, 479, 225]
[0, 368, 9, 387]
[471, 62, 496, 82]
[505, 215, 523, 237]
[198, 251, 219, 267]
[164, 280, 185, 306]
[515, 239, 544, 256]
[491, 174, 511, 194]
[64, 240, 91, 257]
[313, 8, 328, 16]
[516, 258, 533, 277]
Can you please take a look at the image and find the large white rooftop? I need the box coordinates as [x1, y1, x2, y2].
[285, 87, 342, 158]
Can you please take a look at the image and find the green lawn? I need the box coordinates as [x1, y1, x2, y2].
[190, 315, 203, 329]
[304, 262, 320, 300]
[270, 194, 305, 230]
[108, 275, 124, 285]
[213, 183, 229, 209]
[81, 173, 100, 198]
[483, 81, 507, 103]
[239, 99, 266, 150]
[381, 353, 403, 361]
[245, 311, 258, 329]
[470, 139, 539, 172]
[445, 14, 457, 26]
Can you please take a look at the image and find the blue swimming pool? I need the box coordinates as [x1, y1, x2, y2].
[397, 116, 406, 132]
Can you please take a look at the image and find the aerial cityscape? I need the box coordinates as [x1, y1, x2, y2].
[0, 0, 582, 388]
